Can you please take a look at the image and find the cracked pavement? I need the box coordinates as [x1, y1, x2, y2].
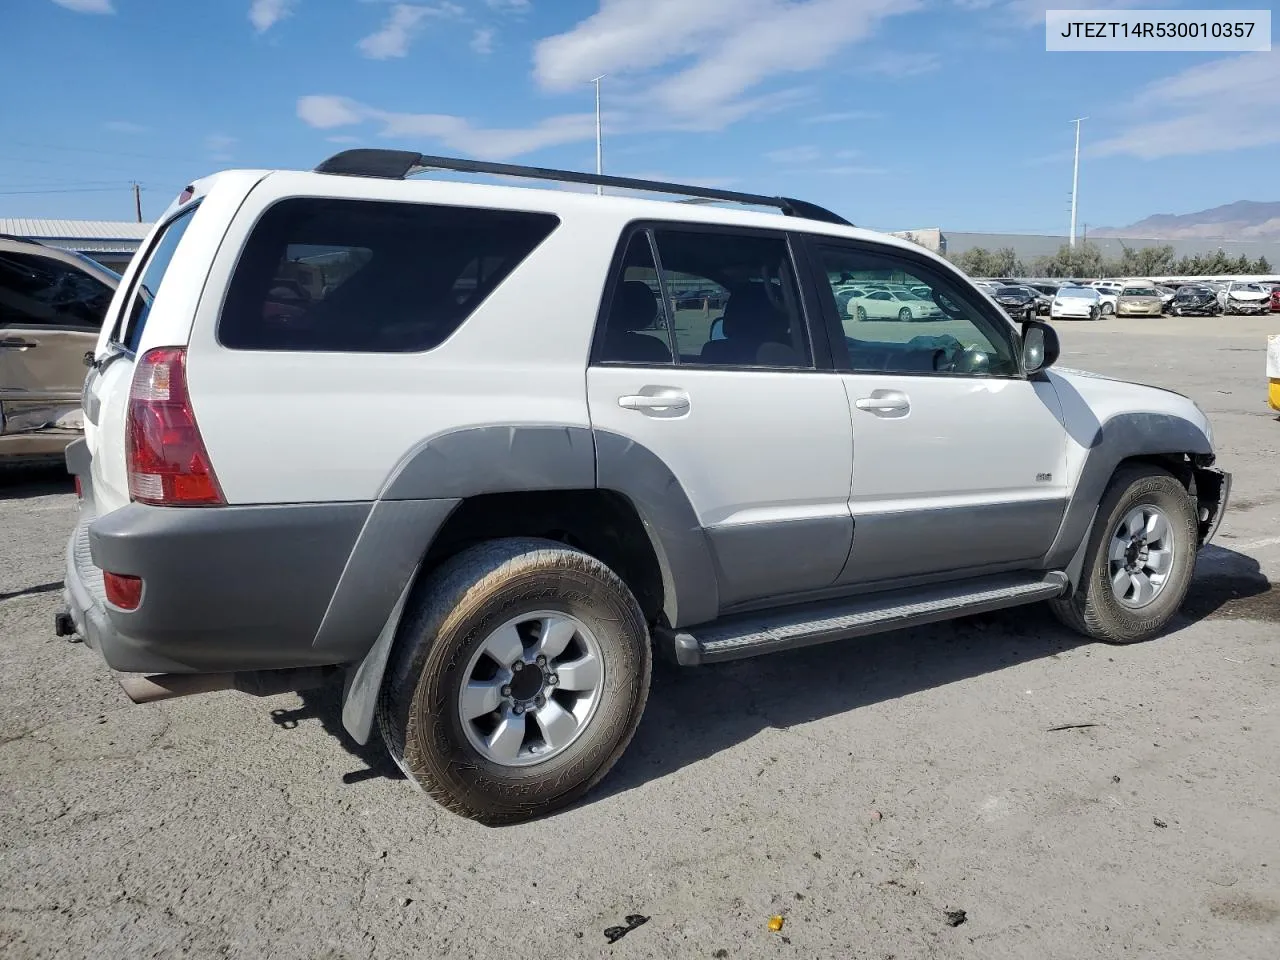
[2, 315, 1279, 959]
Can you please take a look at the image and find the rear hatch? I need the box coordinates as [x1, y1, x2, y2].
[81, 172, 267, 517]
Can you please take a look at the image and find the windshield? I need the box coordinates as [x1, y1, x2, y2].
[995, 287, 1025, 297]
[1230, 282, 1263, 292]
[1059, 286, 1097, 298]
[1122, 287, 1157, 297]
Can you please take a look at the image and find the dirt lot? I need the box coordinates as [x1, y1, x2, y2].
[2, 315, 1278, 960]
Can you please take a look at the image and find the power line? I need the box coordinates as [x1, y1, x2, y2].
[0, 186, 128, 196]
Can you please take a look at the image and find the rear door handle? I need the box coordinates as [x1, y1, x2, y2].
[854, 390, 910, 414]
[0, 337, 37, 350]
[618, 392, 690, 413]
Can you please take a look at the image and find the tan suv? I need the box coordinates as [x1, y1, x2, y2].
[0, 236, 119, 463]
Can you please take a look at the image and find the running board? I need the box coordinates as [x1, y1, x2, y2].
[664, 572, 1069, 666]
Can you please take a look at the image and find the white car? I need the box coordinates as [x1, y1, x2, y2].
[847, 288, 943, 321]
[1051, 285, 1103, 320]
[1219, 281, 1271, 315]
[58, 149, 1229, 825]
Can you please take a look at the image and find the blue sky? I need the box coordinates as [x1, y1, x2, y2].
[2, 0, 1276, 232]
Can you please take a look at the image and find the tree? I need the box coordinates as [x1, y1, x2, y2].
[951, 247, 997, 276]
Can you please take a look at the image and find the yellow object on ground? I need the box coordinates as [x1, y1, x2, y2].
[768, 915, 785, 932]
[1269, 336, 1280, 412]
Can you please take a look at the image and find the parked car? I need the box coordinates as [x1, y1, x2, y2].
[1219, 281, 1271, 315]
[1116, 284, 1165, 318]
[1050, 285, 1102, 320]
[991, 285, 1038, 322]
[1171, 284, 1222, 317]
[1156, 286, 1178, 312]
[1271, 285, 1280, 312]
[0, 236, 120, 463]
[846, 287, 943, 321]
[59, 151, 1229, 825]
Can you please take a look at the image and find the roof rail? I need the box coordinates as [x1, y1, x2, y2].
[313, 149, 853, 227]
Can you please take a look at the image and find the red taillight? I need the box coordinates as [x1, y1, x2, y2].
[104, 572, 143, 610]
[126, 347, 224, 506]
[74, 475, 83, 498]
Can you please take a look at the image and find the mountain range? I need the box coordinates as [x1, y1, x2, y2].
[1093, 201, 1280, 241]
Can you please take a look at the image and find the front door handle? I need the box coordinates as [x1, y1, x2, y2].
[618, 392, 690, 413]
[854, 390, 910, 414]
[0, 337, 37, 350]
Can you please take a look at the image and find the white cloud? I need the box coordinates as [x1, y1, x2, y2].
[206, 134, 238, 161]
[296, 95, 596, 159]
[50, 0, 113, 12]
[104, 120, 146, 133]
[535, 0, 921, 121]
[856, 50, 940, 78]
[802, 109, 881, 123]
[766, 145, 823, 164]
[1092, 50, 1280, 159]
[358, 3, 463, 59]
[249, 0, 295, 32]
[298, 95, 365, 128]
[471, 27, 495, 55]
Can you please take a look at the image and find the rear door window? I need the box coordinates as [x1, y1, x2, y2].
[219, 198, 559, 352]
[0, 251, 114, 329]
[116, 205, 199, 352]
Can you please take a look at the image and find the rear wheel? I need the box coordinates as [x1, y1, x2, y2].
[378, 538, 651, 824]
[855, 306, 867, 322]
[1050, 466, 1197, 644]
[898, 307, 913, 322]
[1101, 302, 1114, 316]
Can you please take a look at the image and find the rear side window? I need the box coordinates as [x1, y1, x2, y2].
[118, 205, 199, 352]
[219, 198, 559, 352]
[0, 251, 114, 329]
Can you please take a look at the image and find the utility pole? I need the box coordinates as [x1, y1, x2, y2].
[132, 182, 142, 223]
[1069, 117, 1087, 247]
[590, 75, 605, 195]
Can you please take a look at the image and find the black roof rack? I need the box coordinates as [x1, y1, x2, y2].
[313, 149, 853, 227]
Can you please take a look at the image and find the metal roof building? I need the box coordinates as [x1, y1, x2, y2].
[0, 218, 151, 271]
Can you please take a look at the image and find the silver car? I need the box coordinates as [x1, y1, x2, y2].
[0, 237, 120, 463]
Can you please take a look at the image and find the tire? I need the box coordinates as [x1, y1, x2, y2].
[1172, 306, 1182, 316]
[1101, 302, 1114, 316]
[855, 306, 867, 322]
[1089, 306, 1100, 321]
[898, 307, 913, 321]
[1050, 466, 1197, 644]
[378, 537, 652, 825]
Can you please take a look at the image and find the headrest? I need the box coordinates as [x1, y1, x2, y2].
[612, 281, 659, 332]
[722, 285, 786, 341]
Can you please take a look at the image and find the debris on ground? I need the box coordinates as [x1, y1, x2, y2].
[768, 915, 786, 932]
[398, 897, 413, 907]
[944, 910, 968, 927]
[1153, 818, 1168, 828]
[1111, 775, 1121, 783]
[604, 914, 649, 944]
[870, 810, 883, 822]
[713, 951, 728, 959]
[1046, 723, 1099, 732]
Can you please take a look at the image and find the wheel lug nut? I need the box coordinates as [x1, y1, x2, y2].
[501, 685, 511, 697]
[512, 704, 524, 715]
[511, 661, 523, 672]
[535, 695, 546, 708]
[535, 655, 547, 667]
[548, 674, 558, 686]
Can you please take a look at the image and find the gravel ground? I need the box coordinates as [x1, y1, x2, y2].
[2, 315, 1278, 960]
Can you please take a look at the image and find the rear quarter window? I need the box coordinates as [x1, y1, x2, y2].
[218, 198, 559, 352]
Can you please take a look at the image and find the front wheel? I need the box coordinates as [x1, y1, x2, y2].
[898, 307, 913, 322]
[378, 538, 652, 824]
[1101, 302, 1114, 316]
[855, 305, 867, 322]
[1050, 466, 1197, 644]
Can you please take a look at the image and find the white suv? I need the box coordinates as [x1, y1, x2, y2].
[59, 150, 1230, 824]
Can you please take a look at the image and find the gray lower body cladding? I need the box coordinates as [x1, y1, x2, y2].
[63, 463, 460, 673]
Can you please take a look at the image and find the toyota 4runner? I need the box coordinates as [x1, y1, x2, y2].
[59, 151, 1230, 824]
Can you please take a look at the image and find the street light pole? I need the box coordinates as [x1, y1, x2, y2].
[1069, 117, 1087, 247]
[590, 75, 605, 195]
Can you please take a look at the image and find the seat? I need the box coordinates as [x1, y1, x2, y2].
[602, 281, 672, 363]
[699, 285, 798, 366]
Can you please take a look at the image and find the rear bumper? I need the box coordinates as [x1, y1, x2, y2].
[61, 439, 458, 676]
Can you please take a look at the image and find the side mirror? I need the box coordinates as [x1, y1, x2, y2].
[1021, 319, 1059, 374]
